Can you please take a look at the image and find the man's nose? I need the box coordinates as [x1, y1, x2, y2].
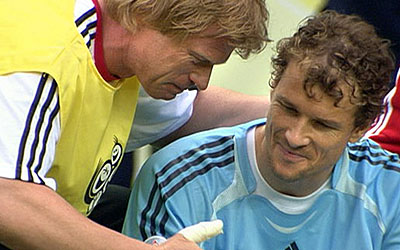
[284, 119, 311, 148]
[189, 65, 213, 91]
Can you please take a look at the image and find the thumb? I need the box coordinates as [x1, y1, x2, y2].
[178, 219, 224, 243]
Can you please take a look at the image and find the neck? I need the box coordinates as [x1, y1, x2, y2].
[96, 0, 135, 78]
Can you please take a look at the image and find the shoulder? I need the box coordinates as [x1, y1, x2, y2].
[152, 118, 265, 164]
[347, 138, 400, 173]
[346, 138, 400, 186]
[139, 119, 264, 199]
[346, 139, 400, 229]
[144, 129, 237, 194]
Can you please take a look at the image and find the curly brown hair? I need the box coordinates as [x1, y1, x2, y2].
[104, 0, 270, 59]
[269, 10, 394, 130]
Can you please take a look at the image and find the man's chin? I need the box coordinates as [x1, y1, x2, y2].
[271, 166, 303, 183]
[148, 91, 177, 101]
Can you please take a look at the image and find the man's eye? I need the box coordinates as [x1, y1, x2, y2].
[282, 104, 297, 114]
[314, 121, 332, 130]
[191, 56, 211, 66]
[192, 60, 209, 66]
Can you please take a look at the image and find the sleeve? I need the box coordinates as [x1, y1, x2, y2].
[382, 211, 400, 250]
[125, 86, 197, 151]
[380, 169, 400, 250]
[0, 72, 60, 190]
[122, 143, 215, 242]
[364, 68, 400, 154]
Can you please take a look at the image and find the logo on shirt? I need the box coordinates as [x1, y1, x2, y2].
[84, 138, 123, 214]
[284, 242, 299, 250]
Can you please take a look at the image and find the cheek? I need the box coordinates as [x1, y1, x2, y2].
[313, 136, 348, 163]
[140, 61, 190, 83]
[266, 108, 281, 125]
[266, 111, 290, 135]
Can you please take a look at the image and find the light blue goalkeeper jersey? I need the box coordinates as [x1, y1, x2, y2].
[123, 119, 400, 250]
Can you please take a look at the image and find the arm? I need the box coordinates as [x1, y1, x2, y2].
[0, 73, 201, 250]
[382, 211, 400, 250]
[153, 85, 269, 148]
[0, 178, 200, 250]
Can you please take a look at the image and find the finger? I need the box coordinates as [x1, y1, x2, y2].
[178, 219, 223, 243]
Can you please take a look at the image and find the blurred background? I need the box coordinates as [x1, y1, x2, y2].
[211, 0, 326, 96]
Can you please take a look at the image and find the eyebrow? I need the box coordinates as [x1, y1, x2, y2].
[276, 95, 343, 129]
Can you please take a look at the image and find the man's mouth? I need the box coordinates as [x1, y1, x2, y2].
[277, 143, 308, 162]
[187, 84, 198, 91]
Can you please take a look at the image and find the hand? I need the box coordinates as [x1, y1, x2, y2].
[153, 220, 223, 250]
[178, 220, 223, 243]
[156, 234, 202, 250]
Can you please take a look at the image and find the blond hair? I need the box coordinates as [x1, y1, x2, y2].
[104, 0, 270, 58]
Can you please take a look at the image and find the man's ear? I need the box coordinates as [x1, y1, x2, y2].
[349, 126, 368, 143]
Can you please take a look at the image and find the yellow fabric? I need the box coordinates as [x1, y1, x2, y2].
[0, 0, 139, 214]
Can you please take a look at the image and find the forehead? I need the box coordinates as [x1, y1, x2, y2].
[273, 61, 358, 120]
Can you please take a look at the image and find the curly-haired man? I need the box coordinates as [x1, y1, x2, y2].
[124, 11, 398, 250]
